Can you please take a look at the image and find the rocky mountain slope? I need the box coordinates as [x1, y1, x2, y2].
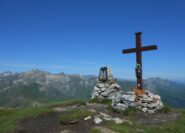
[0, 69, 184, 108]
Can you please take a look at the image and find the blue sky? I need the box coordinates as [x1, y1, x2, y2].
[0, 0, 185, 80]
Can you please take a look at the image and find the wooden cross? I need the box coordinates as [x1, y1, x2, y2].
[122, 32, 158, 96]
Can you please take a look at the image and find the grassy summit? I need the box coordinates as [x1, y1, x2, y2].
[0, 100, 184, 133]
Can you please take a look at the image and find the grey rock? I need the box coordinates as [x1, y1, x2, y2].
[113, 103, 128, 111]
[142, 107, 148, 112]
[153, 95, 161, 100]
[147, 103, 156, 108]
[113, 117, 123, 124]
[121, 94, 136, 102]
[94, 86, 100, 91]
[94, 117, 103, 125]
[110, 91, 124, 100]
[91, 90, 99, 99]
[104, 83, 111, 88]
[142, 95, 153, 102]
[100, 87, 106, 92]
[101, 89, 116, 97]
[97, 83, 105, 88]
[110, 90, 164, 113]
[84, 116, 92, 121]
[100, 112, 111, 118]
[148, 109, 155, 114]
[145, 90, 154, 97]
[109, 83, 121, 90]
[113, 105, 126, 111]
[140, 103, 147, 107]
[126, 101, 136, 107]
[127, 91, 136, 95]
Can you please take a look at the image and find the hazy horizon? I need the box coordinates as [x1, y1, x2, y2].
[1, 68, 185, 82]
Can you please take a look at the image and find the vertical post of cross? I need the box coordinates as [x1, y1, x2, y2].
[135, 32, 144, 95]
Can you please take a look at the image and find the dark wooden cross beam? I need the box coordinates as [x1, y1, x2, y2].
[122, 32, 158, 96]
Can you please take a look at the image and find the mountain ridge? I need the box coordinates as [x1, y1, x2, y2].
[0, 69, 184, 108]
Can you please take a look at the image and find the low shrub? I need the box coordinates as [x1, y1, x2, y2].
[160, 105, 171, 113]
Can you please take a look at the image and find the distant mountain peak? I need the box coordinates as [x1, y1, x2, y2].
[0, 71, 13, 77]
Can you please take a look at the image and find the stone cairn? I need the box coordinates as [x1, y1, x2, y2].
[91, 66, 164, 113]
[112, 90, 164, 113]
[91, 66, 122, 100]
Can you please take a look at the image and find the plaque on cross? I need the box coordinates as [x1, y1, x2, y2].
[122, 32, 158, 96]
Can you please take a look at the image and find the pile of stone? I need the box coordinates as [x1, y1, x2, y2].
[91, 66, 122, 100]
[112, 90, 164, 113]
[91, 66, 164, 113]
[91, 81, 122, 100]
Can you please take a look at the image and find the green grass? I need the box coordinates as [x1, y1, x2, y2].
[143, 110, 185, 133]
[0, 108, 15, 116]
[89, 128, 102, 133]
[60, 108, 95, 124]
[106, 122, 132, 133]
[89, 98, 112, 105]
[46, 99, 86, 107]
[0, 100, 86, 133]
[0, 107, 51, 133]
[106, 110, 185, 133]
